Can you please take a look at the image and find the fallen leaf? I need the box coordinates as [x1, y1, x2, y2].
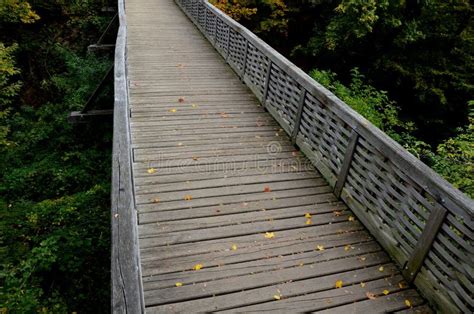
[193, 264, 203, 270]
[292, 151, 298, 156]
[378, 266, 384, 272]
[184, 195, 193, 201]
[366, 292, 377, 300]
[264, 232, 275, 239]
[316, 245, 325, 251]
[263, 186, 271, 192]
[334, 211, 342, 217]
[348, 215, 355, 221]
[191, 103, 198, 108]
[335, 280, 343, 288]
[360, 282, 366, 288]
[359, 256, 367, 261]
[192, 156, 199, 161]
[152, 198, 160, 203]
[175, 282, 183, 287]
[304, 213, 312, 219]
[398, 281, 406, 289]
[169, 108, 177, 113]
[231, 244, 237, 251]
[147, 168, 157, 174]
[178, 97, 185, 103]
[305, 218, 312, 225]
[273, 295, 281, 300]
[405, 299, 412, 308]
[383, 289, 389, 295]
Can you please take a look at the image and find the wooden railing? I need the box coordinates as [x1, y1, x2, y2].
[111, 0, 144, 312]
[176, 0, 474, 312]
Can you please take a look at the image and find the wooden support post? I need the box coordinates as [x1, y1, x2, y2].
[225, 27, 231, 61]
[334, 131, 359, 197]
[402, 205, 447, 282]
[68, 109, 113, 123]
[241, 40, 249, 78]
[291, 88, 306, 144]
[262, 61, 273, 107]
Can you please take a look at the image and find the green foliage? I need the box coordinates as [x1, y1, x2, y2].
[311, 68, 474, 197]
[1, 0, 112, 312]
[294, 0, 474, 142]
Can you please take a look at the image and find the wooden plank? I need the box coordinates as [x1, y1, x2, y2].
[143, 241, 381, 290]
[403, 205, 447, 282]
[220, 274, 407, 313]
[141, 229, 371, 276]
[143, 251, 390, 306]
[146, 263, 398, 312]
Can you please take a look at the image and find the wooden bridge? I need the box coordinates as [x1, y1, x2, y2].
[110, 0, 473, 312]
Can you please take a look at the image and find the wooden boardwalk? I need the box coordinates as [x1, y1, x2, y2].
[125, 0, 430, 312]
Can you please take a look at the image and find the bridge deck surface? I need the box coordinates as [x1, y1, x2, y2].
[126, 0, 429, 312]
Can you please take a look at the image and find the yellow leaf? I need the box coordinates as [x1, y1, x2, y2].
[193, 264, 203, 270]
[147, 168, 156, 174]
[383, 289, 389, 295]
[405, 299, 412, 307]
[231, 244, 237, 251]
[335, 280, 343, 288]
[316, 245, 325, 251]
[304, 213, 311, 218]
[344, 245, 351, 251]
[264, 232, 275, 239]
[305, 218, 312, 225]
[379, 266, 384, 272]
[175, 282, 183, 287]
[184, 195, 193, 201]
[360, 282, 366, 288]
[348, 215, 355, 221]
[169, 108, 177, 113]
[273, 295, 281, 300]
[191, 103, 198, 108]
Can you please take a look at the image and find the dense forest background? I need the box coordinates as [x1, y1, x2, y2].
[0, 0, 472, 312]
[212, 0, 473, 197]
[1, 0, 113, 312]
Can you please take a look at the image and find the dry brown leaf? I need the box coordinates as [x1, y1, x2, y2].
[366, 292, 377, 300]
[334, 211, 342, 217]
[192, 156, 199, 161]
[178, 97, 185, 103]
[184, 195, 193, 201]
[263, 186, 271, 192]
[344, 245, 351, 251]
[152, 198, 160, 203]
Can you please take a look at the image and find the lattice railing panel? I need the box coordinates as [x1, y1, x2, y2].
[243, 43, 269, 99]
[227, 29, 246, 73]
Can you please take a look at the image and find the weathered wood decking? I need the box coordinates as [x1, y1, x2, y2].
[124, 0, 430, 312]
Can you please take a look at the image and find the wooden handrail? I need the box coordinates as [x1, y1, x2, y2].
[111, 0, 144, 312]
[176, 1, 474, 312]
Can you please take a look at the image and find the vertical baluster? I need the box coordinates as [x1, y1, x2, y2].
[291, 88, 306, 144]
[334, 131, 359, 197]
[241, 40, 249, 79]
[262, 60, 273, 108]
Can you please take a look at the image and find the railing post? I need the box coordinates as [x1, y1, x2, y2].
[334, 131, 359, 197]
[262, 60, 272, 108]
[402, 205, 447, 282]
[291, 88, 306, 144]
[241, 40, 249, 78]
